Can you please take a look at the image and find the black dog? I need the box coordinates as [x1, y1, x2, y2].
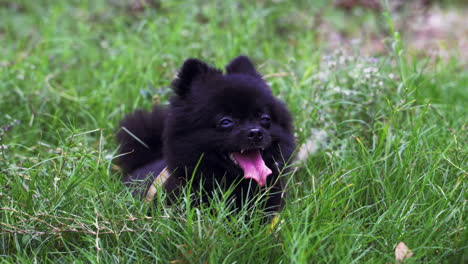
[116, 56, 295, 213]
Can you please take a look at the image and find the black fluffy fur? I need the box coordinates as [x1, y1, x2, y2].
[116, 56, 295, 212]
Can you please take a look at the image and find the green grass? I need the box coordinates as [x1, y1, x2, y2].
[1, 0, 466, 263]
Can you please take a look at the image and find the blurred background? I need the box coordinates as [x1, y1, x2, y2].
[2, 0, 467, 62]
[0, 1, 466, 263]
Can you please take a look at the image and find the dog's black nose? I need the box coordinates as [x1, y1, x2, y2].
[247, 128, 263, 142]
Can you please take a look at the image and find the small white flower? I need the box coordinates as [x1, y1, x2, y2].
[327, 61, 336, 67]
[297, 129, 328, 162]
[100, 40, 109, 49]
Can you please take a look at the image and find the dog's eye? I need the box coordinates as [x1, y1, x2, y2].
[260, 114, 271, 127]
[218, 117, 234, 129]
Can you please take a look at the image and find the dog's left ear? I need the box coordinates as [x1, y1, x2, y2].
[226, 55, 261, 78]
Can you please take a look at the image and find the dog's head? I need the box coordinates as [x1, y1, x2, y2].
[164, 56, 295, 187]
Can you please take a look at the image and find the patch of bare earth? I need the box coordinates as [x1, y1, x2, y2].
[324, 1, 468, 64]
[405, 7, 468, 63]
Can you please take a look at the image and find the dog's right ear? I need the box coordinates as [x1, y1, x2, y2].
[172, 58, 221, 97]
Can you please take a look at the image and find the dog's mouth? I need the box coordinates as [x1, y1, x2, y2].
[228, 149, 272, 187]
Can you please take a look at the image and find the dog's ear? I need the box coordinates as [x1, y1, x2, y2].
[172, 58, 221, 96]
[226, 55, 261, 78]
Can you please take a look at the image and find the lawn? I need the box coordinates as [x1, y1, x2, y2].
[0, 0, 466, 263]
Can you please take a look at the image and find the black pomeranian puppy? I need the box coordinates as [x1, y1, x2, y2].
[116, 56, 295, 213]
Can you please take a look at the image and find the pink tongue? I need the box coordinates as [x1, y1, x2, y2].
[232, 150, 272, 187]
